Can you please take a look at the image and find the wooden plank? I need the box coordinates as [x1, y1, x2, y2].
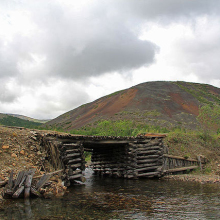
[36, 174, 51, 190]
[63, 143, 80, 147]
[19, 171, 28, 188]
[137, 149, 161, 155]
[163, 154, 198, 162]
[69, 174, 82, 180]
[12, 185, 25, 198]
[137, 171, 160, 177]
[165, 166, 198, 173]
[197, 155, 202, 170]
[137, 155, 161, 159]
[2, 189, 13, 199]
[13, 171, 25, 190]
[65, 153, 81, 158]
[86, 140, 130, 145]
[65, 149, 80, 153]
[137, 147, 162, 152]
[30, 187, 42, 197]
[24, 175, 32, 198]
[67, 158, 82, 164]
[136, 166, 160, 172]
[137, 163, 158, 168]
[137, 158, 158, 164]
[24, 170, 35, 198]
[70, 163, 82, 169]
[0, 180, 8, 187]
[33, 169, 63, 179]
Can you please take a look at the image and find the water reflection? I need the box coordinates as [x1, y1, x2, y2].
[1, 168, 220, 219]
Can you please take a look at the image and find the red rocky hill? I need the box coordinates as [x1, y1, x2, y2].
[45, 81, 220, 131]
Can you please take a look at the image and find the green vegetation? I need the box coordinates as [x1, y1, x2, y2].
[197, 105, 220, 134]
[0, 115, 42, 129]
[175, 81, 220, 106]
[144, 110, 161, 117]
[68, 119, 170, 137]
[84, 151, 92, 162]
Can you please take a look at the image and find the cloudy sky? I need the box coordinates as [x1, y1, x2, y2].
[0, 0, 220, 119]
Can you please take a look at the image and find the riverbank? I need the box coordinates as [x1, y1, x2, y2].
[0, 126, 67, 201]
[164, 174, 220, 184]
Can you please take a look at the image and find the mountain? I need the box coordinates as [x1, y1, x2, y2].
[0, 113, 43, 128]
[6, 114, 49, 123]
[45, 81, 220, 131]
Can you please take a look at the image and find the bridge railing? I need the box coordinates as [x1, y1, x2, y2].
[163, 154, 199, 174]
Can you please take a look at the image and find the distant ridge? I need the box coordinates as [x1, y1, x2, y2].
[0, 113, 46, 128]
[45, 81, 220, 131]
[6, 113, 49, 123]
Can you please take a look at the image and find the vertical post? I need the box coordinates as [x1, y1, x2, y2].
[197, 155, 202, 170]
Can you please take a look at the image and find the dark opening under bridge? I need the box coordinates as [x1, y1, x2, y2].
[37, 132, 203, 186]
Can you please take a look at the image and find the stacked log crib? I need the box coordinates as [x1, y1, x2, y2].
[37, 132, 201, 184]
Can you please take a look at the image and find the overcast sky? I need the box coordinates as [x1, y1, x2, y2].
[0, 0, 220, 119]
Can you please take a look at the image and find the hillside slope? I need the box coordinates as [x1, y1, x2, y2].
[45, 81, 220, 131]
[6, 113, 49, 123]
[0, 113, 42, 128]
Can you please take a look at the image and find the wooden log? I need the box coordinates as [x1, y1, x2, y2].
[163, 154, 198, 162]
[92, 161, 113, 165]
[126, 174, 135, 179]
[136, 142, 161, 148]
[67, 158, 82, 164]
[0, 180, 8, 187]
[137, 158, 159, 164]
[137, 163, 158, 168]
[137, 171, 160, 177]
[136, 166, 160, 172]
[33, 169, 64, 179]
[19, 172, 28, 188]
[70, 163, 82, 169]
[137, 149, 162, 155]
[13, 171, 25, 190]
[137, 147, 162, 153]
[2, 189, 13, 199]
[36, 174, 51, 190]
[62, 143, 80, 147]
[197, 155, 202, 170]
[162, 157, 168, 171]
[65, 149, 80, 153]
[60, 144, 81, 151]
[165, 166, 198, 173]
[12, 185, 25, 198]
[24, 171, 35, 199]
[65, 153, 81, 158]
[137, 155, 161, 159]
[69, 174, 82, 180]
[30, 187, 42, 197]
[71, 170, 82, 175]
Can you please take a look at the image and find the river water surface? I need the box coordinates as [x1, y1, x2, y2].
[1, 169, 220, 219]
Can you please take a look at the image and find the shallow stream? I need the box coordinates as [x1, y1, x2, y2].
[1, 169, 220, 219]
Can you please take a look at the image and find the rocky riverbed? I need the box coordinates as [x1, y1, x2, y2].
[164, 174, 220, 184]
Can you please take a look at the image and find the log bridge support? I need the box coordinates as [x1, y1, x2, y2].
[38, 133, 202, 186]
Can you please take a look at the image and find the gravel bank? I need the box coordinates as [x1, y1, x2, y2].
[163, 174, 220, 184]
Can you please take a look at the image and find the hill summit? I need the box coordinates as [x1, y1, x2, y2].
[45, 81, 220, 132]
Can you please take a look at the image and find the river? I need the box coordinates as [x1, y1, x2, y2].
[1, 169, 220, 220]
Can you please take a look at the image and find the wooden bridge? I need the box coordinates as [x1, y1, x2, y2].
[36, 132, 203, 186]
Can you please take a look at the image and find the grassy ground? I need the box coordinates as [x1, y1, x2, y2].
[164, 131, 220, 175]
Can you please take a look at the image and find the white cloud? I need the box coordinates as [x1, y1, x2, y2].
[0, 0, 219, 119]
